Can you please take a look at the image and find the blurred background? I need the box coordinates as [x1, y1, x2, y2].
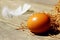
[0, 0, 59, 27]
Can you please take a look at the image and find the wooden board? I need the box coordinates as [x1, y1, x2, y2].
[0, 0, 60, 40]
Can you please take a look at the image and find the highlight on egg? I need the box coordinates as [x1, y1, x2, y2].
[27, 13, 50, 34]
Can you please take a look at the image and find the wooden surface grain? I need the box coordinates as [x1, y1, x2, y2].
[0, 19, 60, 40]
[0, 0, 60, 40]
[0, 12, 60, 40]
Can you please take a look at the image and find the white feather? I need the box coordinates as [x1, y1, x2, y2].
[22, 3, 31, 13]
[13, 6, 22, 16]
[11, 3, 31, 16]
[2, 6, 9, 18]
[2, 3, 31, 17]
[2, 6, 13, 18]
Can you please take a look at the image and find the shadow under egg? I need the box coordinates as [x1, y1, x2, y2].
[32, 24, 60, 36]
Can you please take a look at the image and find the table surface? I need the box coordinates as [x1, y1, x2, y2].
[0, 19, 60, 40]
[0, 0, 60, 40]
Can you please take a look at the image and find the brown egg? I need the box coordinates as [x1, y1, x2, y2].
[27, 13, 50, 34]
